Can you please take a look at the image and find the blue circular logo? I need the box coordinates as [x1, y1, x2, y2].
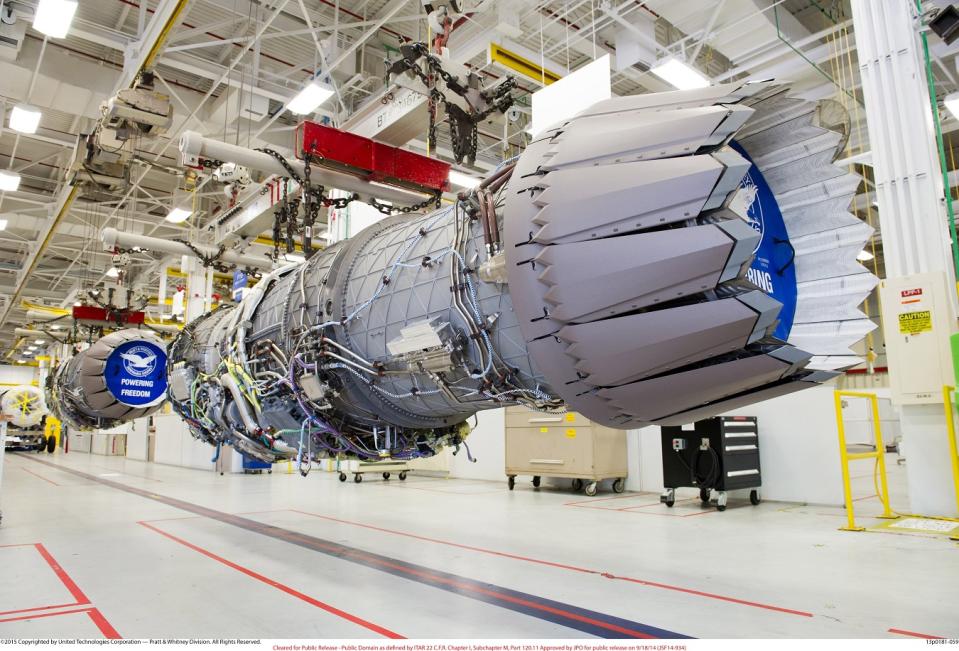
[104, 340, 168, 407]
[734, 172, 764, 254]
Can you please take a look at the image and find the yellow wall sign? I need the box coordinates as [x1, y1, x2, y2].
[899, 310, 932, 335]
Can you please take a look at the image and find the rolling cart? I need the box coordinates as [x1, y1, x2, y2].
[504, 407, 627, 496]
[337, 458, 411, 483]
[659, 416, 762, 511]
[241, 455, 273, 474]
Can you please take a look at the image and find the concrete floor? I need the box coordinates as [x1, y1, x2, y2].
[0, 450, 956, 640]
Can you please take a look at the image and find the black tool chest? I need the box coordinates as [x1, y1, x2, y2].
[659, 416, 761, 511]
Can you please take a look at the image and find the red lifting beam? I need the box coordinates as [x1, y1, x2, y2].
[295, 121, 451, 195]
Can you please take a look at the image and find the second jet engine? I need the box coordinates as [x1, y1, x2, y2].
[46, 329, 168, 430]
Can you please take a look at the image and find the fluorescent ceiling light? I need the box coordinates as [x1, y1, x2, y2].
[946, 92, 959, 120]
[856, 250, 874, 262]
[0, 171, 21, 192]
[50, 325, 61, 330]
[166, 207, 191, 223]
[0, 219, 7, 230]
[448, 170, 482, 189]
[33, 0, 78, 38]
[650, 58, 710, 90]
[288, 81, 334, 115]
[34, 339, 45, 345]
[105, 267, 120, 278]
[10, 106, 41, 134]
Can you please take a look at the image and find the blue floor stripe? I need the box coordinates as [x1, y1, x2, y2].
[23, 455, 691, 639]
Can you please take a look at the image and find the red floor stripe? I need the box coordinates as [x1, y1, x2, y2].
[34, 544, 90, 605]
[0, 607, 94, 624]
[327, 543, 657, 639]
[568, 502, 718, 518]
[0, 603, 83, 617]
[563, 493, 649, 506]
[87, 609, 122, 639]
[137, 522, 403, 639]
[19, 466, 60, 486]
[287, 509, 813, 618]
[888, 628, 943, 639]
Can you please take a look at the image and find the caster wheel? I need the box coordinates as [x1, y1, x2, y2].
[383, 472, 391, 480]
[399, 472, 407, 481]
[665, 497, 675, 507]
[507, 476, 516, 490]
[268, 470, 272, 474]
[338, 472, 347, 482]
[750, 490, 761, 505]
[532, 475, 541, 488]
[584, 482, 598, 497]
[717, 491, 728, 511]
[571, 478, 584, 491]
[354, 474, 363, 483]
[700, 488, 710, 505]
[612, 478, 625, 494]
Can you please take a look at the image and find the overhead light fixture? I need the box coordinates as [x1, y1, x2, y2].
[50, 324, 61, 330]
[34, 339, 45, 345]
[9, 105, 41, 134]
[287, 81, 334, 115]
[33, 0, 78, 38]
[0, 171, 21, 192]
[0, 219, 7, 230]
[448, 170, 482, 189]
[105, 267, 120, 278]
[857, 250, 875, 262]
[650, 58, 710, 90]
[165, 207, 191, 223]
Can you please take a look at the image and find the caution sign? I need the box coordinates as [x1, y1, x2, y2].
[899, 310, 932, 335]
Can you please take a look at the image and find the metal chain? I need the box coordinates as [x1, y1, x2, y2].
[368, 192, 442, 216]
[255, 148, 303, 184]
[388, 43, 516, 164]
[173, 238, 234, 272]
[197, 157, 225, 169]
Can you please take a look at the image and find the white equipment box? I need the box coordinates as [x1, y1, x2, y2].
[879, 271, 958, 405]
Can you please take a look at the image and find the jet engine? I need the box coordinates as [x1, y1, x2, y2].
[0, 385, 46, 429]
[161, 82, 875, 466]
[46, 329, 168, 430]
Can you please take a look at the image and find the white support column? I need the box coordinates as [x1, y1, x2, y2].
[182, 255, 208, 323]
[852, 0, 959, 516]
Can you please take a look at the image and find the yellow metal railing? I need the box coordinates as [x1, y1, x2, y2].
[941, 386, 959, 517]
[834, 390, 897, 531]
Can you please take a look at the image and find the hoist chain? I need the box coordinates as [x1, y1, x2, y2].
[173, 239, 234, 272]
[388, 42, 516, 165]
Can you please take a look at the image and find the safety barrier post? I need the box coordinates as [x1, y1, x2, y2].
[44, 416, 62, 450]
[834, 390, 898, 531]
